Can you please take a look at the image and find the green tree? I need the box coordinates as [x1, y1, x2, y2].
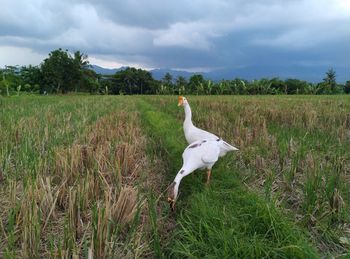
[270, 78, 287, 94]
[323, 68, 337, 94]
[20, 65, 42, 93]
[162, 72, 173, 85]
[284, 79, 309, 94]
[0, 71, 6, 95]
[204, 80, 213, 94]
[315, 82, 328, 94]
[112, 67, 156, 95]
[81, 69, 100, 93]
[214, 80, 229, 95]
[188, 74, 205, 94]
[303, 82, 317, 94]
[1, 68, 10, 96]
[73, 51, 89, 69]
[72, 51, 91, 92]
[175, 76, 187, 95]
[1, 66, 22, 96]
[230, 78, 248, 94]
[98, 76, 114, 95]
[344, 81, 350, 94]
[41, 49, 76, 93]
[247, 79, 273, 95]
[161, 72, 174, 94]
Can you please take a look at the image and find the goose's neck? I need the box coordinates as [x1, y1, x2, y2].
[184, 104, 193, 126]
[172, 167, 191, 199]
[174, 169, 185, 185]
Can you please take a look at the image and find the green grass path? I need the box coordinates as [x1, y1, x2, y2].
[137, 97, 318, 258]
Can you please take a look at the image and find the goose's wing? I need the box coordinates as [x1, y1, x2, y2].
[200, 142, 220, 164]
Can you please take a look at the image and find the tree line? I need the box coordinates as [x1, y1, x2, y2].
[1, 48, 350, 96]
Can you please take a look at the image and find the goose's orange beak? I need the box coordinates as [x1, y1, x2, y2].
[178, 96, 184, 106]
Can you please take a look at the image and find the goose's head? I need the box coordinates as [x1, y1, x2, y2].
[178, 96, 189, 107]
[167, 181, 178, 211]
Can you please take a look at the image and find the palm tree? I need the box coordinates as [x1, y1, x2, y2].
[73, 51, 89, 92]
[73, 51, 89, 69]
[2, 66, 18, 96]
[323, 68, 337, 93]
[204, 80, 212, 94]
[176, 76, 187, 95]
[2, 72, 9, 96]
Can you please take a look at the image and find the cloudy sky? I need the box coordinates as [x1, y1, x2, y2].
[0, 0, 349, 80]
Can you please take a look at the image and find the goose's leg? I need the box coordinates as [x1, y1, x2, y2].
[206, 170, 211, 185]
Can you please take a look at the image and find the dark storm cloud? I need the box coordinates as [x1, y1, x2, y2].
[0, 0, 349, 76]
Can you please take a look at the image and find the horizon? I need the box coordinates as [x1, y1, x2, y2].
[0, 61, 346, 84]
[90, 64, 347, 84]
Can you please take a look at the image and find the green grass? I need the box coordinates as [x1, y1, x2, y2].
[138, 97, 318, 258]
[141, 95, 350, 257]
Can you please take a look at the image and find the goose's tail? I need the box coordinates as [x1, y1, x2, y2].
[222, 141, 239, 151]
[217, 139, 239, 157]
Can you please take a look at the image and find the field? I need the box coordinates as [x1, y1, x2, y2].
[1, 95, 350, 258]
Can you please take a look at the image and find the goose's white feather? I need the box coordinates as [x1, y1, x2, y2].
[168, 97, 239, 210]
[179, 96, 238, 157]
[169, 139, 232, 204]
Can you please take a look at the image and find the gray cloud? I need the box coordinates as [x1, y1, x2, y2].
[0, 0, 349, 80]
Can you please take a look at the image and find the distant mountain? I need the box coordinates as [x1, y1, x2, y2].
[206, 65, 349, 83]
[90, 65, 199, 80]
[150, 68, 197, 80]
[89, 65, 126, 75]
[90, 64, 348, 83]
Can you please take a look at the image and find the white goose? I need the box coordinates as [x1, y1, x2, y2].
[178, 96, 238, 157]
[167, 139, 238, 211]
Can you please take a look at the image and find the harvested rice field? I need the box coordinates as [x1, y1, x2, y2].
[1, 95, 350, 258]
